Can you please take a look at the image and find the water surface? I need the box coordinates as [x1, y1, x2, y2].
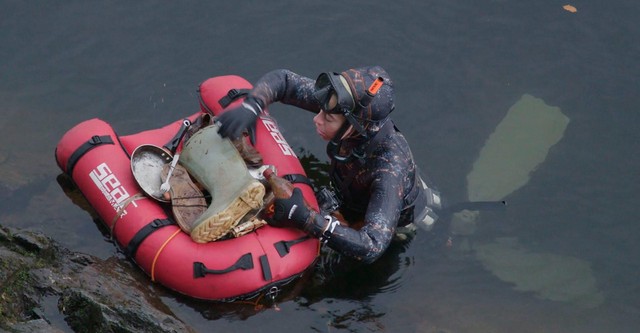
[1, 1, 639, 332]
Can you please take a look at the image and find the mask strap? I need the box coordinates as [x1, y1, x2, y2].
[327, 121, 353, 162]
[341, 76, 384, 138]
[343, 111, 368, 140]
[325, 75, 385, 162]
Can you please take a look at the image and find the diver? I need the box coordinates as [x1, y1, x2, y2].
[217, 66, 441, 263]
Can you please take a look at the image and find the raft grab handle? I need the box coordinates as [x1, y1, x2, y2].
[273, 236, 311, 257]
[193, 253, 254, 278]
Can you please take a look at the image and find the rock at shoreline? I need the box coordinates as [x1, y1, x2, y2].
[0, 224, 195, 333]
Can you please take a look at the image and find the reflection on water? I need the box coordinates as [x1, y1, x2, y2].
[296, 149, 332, 191]
[303, 241, 413, 301]
[306, 302, 387, 332]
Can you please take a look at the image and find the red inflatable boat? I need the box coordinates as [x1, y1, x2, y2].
[55, 75, 320, 301]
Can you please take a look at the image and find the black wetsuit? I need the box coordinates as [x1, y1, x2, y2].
[249, 69, 430, 263]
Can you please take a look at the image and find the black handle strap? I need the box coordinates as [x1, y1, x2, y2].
[66, 135, 114, 176]
[193, 253, 254, 278]
[273, 236, 311, 258]
[218, 88, 250, 109]
[125, 219, 175, 258]
[283, 174, 313, 188]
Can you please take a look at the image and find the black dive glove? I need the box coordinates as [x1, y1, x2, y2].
[271, 188, 311, 229]
[271, 188, 342, 244]
[217, 96, 263, 143]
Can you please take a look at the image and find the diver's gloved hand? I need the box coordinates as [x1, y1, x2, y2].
[270, 188, 312, 230]
[270, 188, 342, 243]
[217, 96, 263, 142]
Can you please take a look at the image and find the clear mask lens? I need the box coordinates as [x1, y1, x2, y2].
[325, 93, 338, 112]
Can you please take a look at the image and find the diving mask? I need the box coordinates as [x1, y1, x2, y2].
[314, 72, 355, 114]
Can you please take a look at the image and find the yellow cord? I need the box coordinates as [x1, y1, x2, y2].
[151, 229, 182, 281]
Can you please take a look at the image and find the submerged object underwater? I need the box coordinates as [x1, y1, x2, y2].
[459, 94, 603, 308]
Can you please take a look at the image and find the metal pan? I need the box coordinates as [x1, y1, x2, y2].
[131, 144, 173, 202]
[130, 119, 191, 202]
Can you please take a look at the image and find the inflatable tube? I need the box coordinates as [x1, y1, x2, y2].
[55, 75, 320, 301]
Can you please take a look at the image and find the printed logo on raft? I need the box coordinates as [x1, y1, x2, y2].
[89, 162, 137, 215]
[261, 117, 296, 157]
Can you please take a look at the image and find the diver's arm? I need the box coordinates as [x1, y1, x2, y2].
[217, 69, 320, 139]
[321, 148, 412, 263]
[249, 69, 322, 113]
[272, 169, 404, 264]
[308, 181, 403, 264]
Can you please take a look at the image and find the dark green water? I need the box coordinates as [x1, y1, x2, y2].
[1, 1, 639, 332]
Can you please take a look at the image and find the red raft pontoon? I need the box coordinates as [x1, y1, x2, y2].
[55, 75, 320, 301]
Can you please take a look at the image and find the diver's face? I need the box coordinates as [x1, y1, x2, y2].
[313, 95, 346, 141]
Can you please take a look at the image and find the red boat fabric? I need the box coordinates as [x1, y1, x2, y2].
[55, 75, 320, 301]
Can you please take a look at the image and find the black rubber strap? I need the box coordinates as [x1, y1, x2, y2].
[283, 174, 313, 188]
[66, 135, 114, 176]
[273, 236, 311, 257]
[193, 253, 254, 278]
[218, 88, 250, 109]
[259, 255, 272, 281]
[125, 218, 175, 258]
